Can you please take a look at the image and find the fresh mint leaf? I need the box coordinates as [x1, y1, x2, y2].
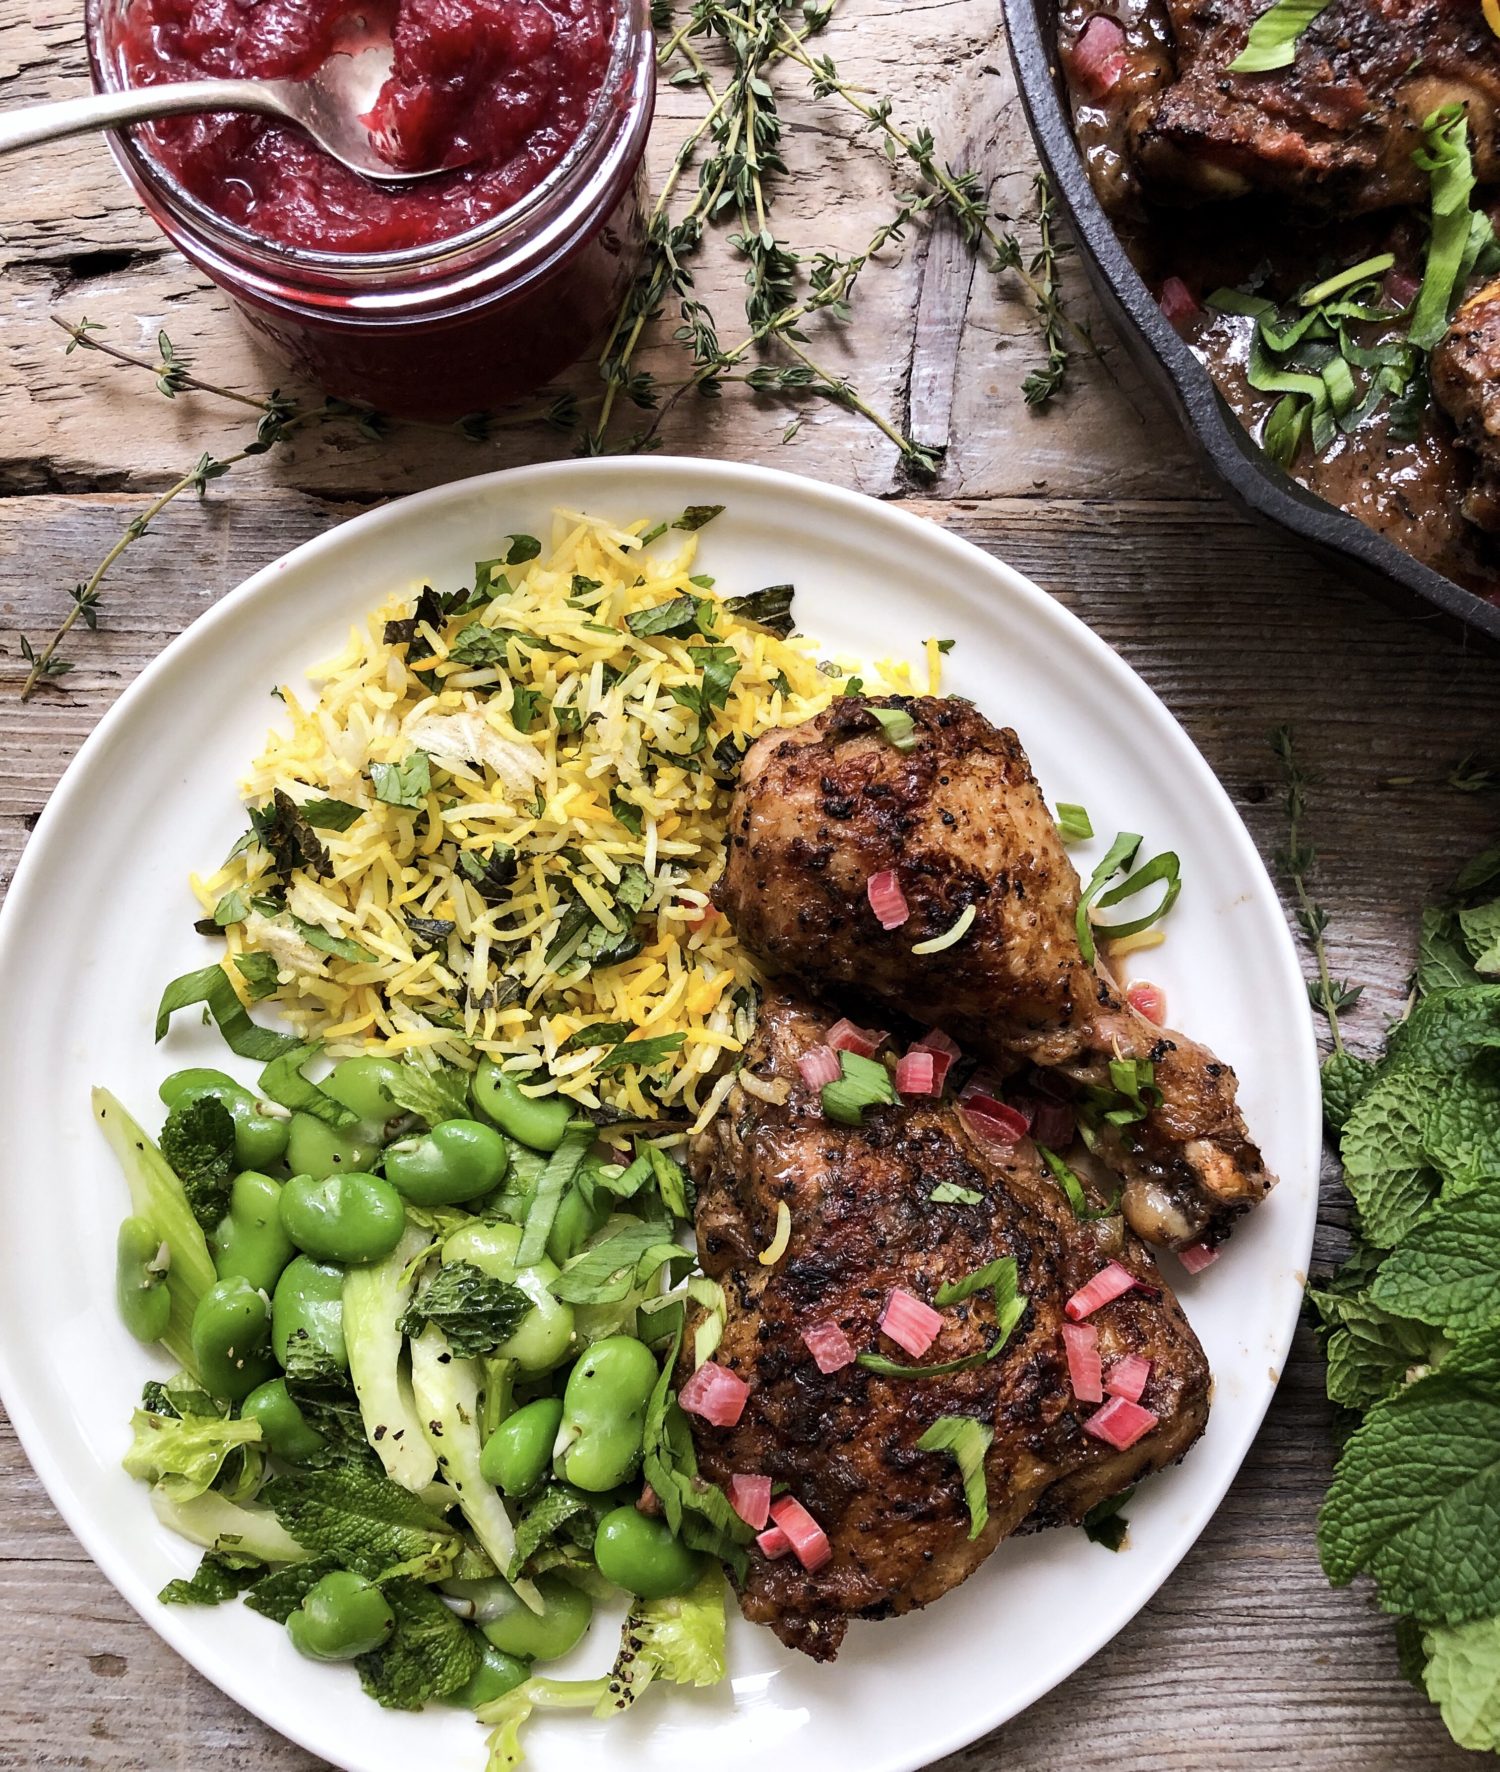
[598, 1034, 685, 1074]
[299, 797, 363, 832]
[1319, 1373, 1500, 1619]
[1321, 1050, 1379, 1134]
[159, 1095, 236, 1233]
[233, 951, 279, 1001]
[504, 534, 541, 564]
[383, 586, 448, 645]
[1339, 1068, 1442, 1248]
[371, 752, 432, 809]
[1370, 1192, 1500, 1333]
[289, 916, 376, 964]
[262, 1464, 465, 1583]
[609, 790, 643, 836]
[1388, 987, 1500, 1074]
[1420, 908, 1481, 993]
[1462, 901, 1500, 977]
[507, 1483, 594, 1582]
[1308, 1285, 1447, 1410]
[556, 1020, 632, 1056]
[355, 1577, 481, 1710]
[384, 1062, 471, 1127]
[1424, 1063, 1500, 1187]
[724, 584, 794, 638]
[242, 1556, 341, 1623]
[247, 788, 333, 884]
[1424, 1616, 1500, 1750]
[457, 844, 518, 902]
[398, 1261, 533, 1357]
[1082, 1487, 1134, 1551]
[1459, 843, 1500, 895]
[675, 504, 724, 532]
[159, 1551, 265, 1606]
[627, 596, 706, 638]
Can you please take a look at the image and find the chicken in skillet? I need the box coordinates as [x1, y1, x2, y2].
[685, 987, 1212, 1660]
[716, 696, 1275, 1251]
[1432, 277, 1500, 531]
[1130, 0, 1500, 212]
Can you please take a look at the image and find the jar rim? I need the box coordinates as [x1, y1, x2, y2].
[84, 0, 651, 283]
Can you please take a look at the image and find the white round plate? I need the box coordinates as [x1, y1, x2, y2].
[0, 457, 1320, 1772]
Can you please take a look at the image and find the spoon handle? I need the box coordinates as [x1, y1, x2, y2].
[0, 80, 293, 157]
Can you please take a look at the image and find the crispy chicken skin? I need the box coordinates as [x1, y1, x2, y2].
[1132, 0, 1500, 212]
[684, 987, 1211, 1661]
[716, 696, 1274, 1250]
[1432, 278, 1500, 531]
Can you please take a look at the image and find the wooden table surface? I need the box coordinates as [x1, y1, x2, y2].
[2, 0, 1498, 1766]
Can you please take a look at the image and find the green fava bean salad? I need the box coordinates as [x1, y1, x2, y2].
[99, 1024, 744, 1765]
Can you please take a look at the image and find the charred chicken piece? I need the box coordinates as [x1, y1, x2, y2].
[1432, 278, 1500, 531]
[1131, 0, 1500, 212]
[685, 987, 1211, 1661]
[716, 696, 1275, 1250]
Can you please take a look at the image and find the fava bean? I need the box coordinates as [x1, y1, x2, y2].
[116, 1215, 171, 1344]
[384, 1119, 508, 1206]
[546, 1180, 610, 1266]
[323, 1056, 407, 1125]
[480, 1397, 563, 1497]
[593, 1505, 703, 1600]
[278, 1171, 405, 1264]
[474, 1573, 592, 1663]
[285, 1570, 394, 1662]
[443, 1221, 573, 1374]
[447, 1639, 531, 1709]
[286, 1111, 382, 1181]
[556, 1337, 659, 1492]
[272, 1255, 348, 1378]
[190, 1276, 276, 1402]
[211, 1171, 296, 1295]
[241, 1377, 326, 1463]
[471, 1061, 573, 1153]
[160, 1068, 290, 1171]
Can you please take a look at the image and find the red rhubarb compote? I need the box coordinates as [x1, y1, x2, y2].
[118, 0, 614, 252]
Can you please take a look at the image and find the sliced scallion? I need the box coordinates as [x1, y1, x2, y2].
[912, 903, 977, 955]
[916, 1416, 995, 1539]
[1227, 0, 1330, 73]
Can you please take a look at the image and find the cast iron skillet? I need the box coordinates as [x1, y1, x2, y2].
[1003, 0, 1500, 648]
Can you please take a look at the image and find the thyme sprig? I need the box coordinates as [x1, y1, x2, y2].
[1273, 725, 1363, 1049]
[14, 318, 575, 695]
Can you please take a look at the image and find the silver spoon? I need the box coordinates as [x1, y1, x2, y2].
[0, 44, 455, 183]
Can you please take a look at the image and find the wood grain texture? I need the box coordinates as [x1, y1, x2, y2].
[2, 0, 1499, 1762]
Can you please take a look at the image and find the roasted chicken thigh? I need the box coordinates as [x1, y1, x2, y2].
[1131, 0, 1500, 212]
[717, 696, 1275, 1250]
[685, 987, 1212, 1660]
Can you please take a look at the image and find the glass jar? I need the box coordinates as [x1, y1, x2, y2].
[85, 0, 655, 421]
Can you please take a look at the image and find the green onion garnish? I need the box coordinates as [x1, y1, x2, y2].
[820, 1050, 899, 1127]
[912, 903, 976, 955]
[1075, 835, 1181, 963]
[1056, 802, 1093, 842]
[868, 706, 918, 750]
[1410, 104, 1500, 351]
[1227, 0, 1330, 72]
[916, 1416, 995, 1539]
